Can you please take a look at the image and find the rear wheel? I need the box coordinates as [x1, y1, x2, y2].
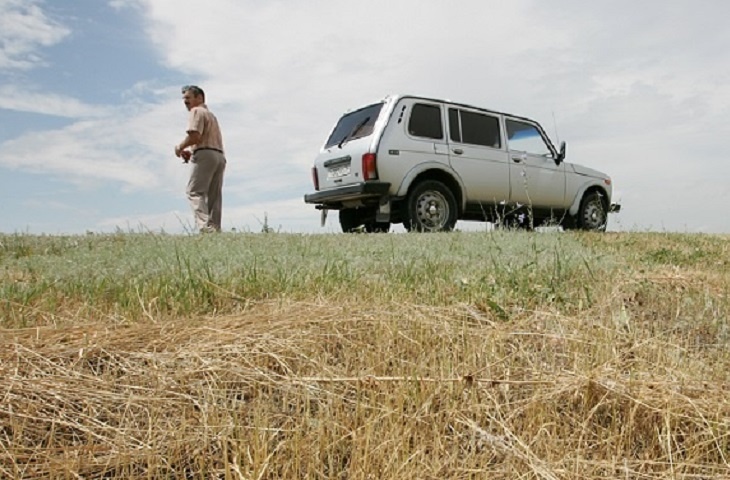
[403, 180, 458, 232]
[339, 208, 390, 233]
[339, 208, 361, 232]
[577, 192, 607, 231]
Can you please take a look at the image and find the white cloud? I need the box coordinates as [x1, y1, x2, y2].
[96, 209, 195, 233]
[0, 85, 110, 118]
[0, 0, 71, 70]
[95, 197, 322, 234]
[107, 0, 143, 11]
[0, 111, 167, 190]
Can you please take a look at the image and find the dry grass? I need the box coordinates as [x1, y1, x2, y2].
[1, 231, 729, 479]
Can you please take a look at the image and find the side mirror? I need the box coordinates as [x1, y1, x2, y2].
[556, 141, 566, 164]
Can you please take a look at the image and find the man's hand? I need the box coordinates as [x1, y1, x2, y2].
[175, 144, 191, 163]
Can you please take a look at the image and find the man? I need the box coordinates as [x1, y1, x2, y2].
[175, 85, 227, 233]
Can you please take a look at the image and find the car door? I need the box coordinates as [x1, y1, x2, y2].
[446, 106, 510, 205]
[505, 117, 566, 208]
[377, 99, 451, 194]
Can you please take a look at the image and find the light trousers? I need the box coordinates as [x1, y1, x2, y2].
[186, 150, 226, 232]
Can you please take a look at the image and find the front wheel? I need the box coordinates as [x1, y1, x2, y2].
[403, 180, 458, 232]
[577, 192, 608, 231]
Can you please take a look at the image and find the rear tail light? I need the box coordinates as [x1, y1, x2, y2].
[362, 153, 378, 180]
[311, 166, 320, 191]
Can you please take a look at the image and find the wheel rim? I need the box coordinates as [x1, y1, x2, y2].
[414, 190, 450, 231]
[582, 199, 606, 230]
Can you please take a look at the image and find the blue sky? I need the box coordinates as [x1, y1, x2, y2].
[1, 0, 729, 234]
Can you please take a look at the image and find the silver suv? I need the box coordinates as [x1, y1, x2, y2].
[304, 94, 620, 232]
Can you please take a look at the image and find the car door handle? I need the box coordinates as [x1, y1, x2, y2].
[452, 148, 464, 155]
[512, 156, 523, 163]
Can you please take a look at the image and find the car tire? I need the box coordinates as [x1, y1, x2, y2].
[403, 180, 458, 232]
[339, 208, 364, 232]
[339, 208, 390, 233]
[577, 192, 608, 231]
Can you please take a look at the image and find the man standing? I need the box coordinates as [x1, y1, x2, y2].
[175, 85, 227, 233]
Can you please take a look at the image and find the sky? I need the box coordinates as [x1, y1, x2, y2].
[1, 0, 729, 235]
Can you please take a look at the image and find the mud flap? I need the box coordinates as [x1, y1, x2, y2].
[376, 201, 391, 223]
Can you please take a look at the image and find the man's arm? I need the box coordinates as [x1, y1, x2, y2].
[174, 130, 202, 158]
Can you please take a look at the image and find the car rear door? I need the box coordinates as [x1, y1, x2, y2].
[446, 106, 510, 204]
[376, 98, 451, 193]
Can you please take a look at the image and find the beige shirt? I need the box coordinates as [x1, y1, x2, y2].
[187, 104, 224, 152]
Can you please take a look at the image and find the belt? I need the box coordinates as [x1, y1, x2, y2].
[193, 147, 223, 154]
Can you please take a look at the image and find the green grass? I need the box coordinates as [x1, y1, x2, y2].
[1, 230, 618, 327]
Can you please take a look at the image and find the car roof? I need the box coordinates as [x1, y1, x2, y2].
[387, 94, 540, 125]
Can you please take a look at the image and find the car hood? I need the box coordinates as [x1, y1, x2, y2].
[567, 163, 608, 179]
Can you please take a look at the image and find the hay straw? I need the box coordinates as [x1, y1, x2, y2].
[3, 298, 730, 479]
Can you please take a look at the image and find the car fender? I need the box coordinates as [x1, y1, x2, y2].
[568, 180, 608, 216]
[394, 162, 467, 210]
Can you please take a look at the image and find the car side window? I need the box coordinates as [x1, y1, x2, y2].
[506, 119, 551, 156]
[448, 108, 461, 142]
[408, 103, 443, 140]
[448, 108, 501, 148]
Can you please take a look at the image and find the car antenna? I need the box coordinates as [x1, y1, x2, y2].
[552, 110, 561, 145]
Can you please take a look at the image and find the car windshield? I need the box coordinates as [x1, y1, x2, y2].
[324, 103, 384, 149]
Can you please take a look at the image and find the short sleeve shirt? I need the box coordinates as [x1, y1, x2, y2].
[187, 104, 224, 152]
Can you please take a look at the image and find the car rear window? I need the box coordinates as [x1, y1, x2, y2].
[408, 103, 443, 139]
[324, 103, 384, 149]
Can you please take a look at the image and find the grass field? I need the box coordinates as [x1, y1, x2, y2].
[1, 230, 729, 479]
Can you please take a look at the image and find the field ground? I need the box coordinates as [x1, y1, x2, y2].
[1, 231, 729, 479]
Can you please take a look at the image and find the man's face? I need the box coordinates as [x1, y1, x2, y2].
[182, 90, 203, 111]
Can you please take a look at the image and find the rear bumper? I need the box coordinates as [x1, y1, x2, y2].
[304, 181, 391, 207]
